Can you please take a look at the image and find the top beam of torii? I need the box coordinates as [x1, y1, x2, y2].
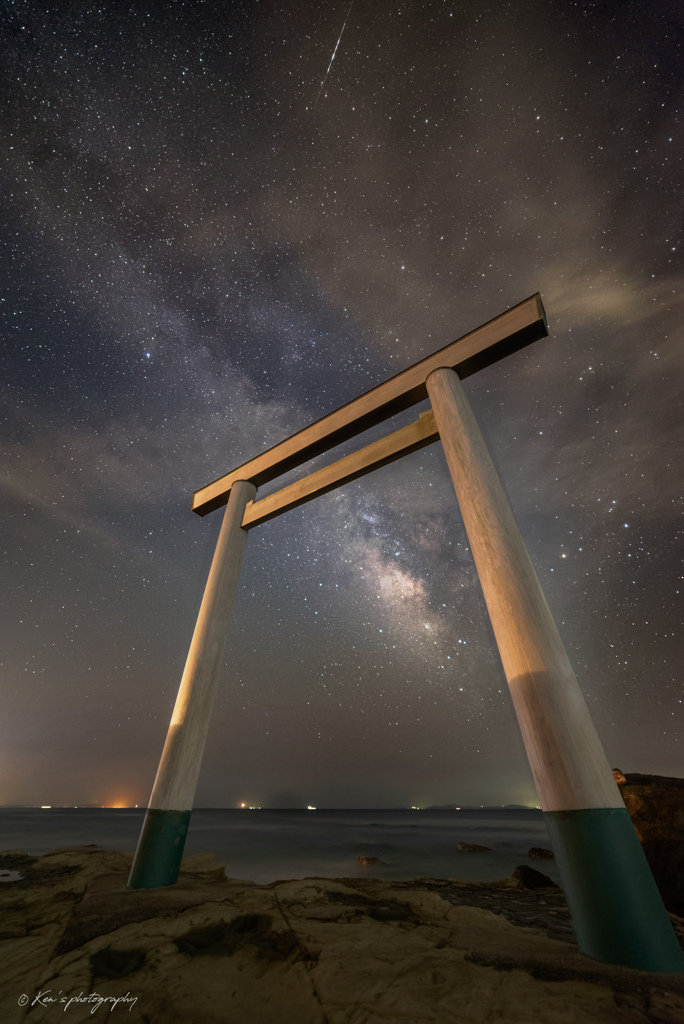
[192, 293, 547, 516]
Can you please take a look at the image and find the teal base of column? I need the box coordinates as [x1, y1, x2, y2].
[544, 807, 683, 972]
[127, 808, 192, 889]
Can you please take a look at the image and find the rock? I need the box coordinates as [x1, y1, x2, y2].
[0, 870, 24, 883]
[457, 842, 491, 853]
[357, 856, 387, 866]
[3, 848, 684, 1024]
[613, 769, 684, 841]
[613, 769, 684, 916]
[528, 847, 554, 860]
[641, 840, 684, 917]
[512, 865, 560, 889]
[0, 851, 35, 870]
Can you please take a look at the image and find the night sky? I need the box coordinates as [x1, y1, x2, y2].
[2, 0, 682, 811]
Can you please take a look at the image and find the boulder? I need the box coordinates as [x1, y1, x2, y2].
[512, 864, 560, 889]
[641, 840, 684, 917]
[457, 842, 492, 854]
[357, 856, 387, 866]
[613, 768, 684, 916]
[528, 847, 554, 860]
[612, 769, 684, 841]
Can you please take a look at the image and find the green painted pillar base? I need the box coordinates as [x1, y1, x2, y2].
[127, 808, 192, 889]
[544, 807, 683, 972]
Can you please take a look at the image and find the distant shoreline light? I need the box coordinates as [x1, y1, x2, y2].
[4, 803, 545, 812]
[33, 804, 143, 810]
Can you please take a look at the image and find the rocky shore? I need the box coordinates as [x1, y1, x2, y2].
[614, 771, 684, 918]
[1, 847, 683, 1024]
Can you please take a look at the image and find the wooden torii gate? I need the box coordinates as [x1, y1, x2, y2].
[128, 294, 681, 972]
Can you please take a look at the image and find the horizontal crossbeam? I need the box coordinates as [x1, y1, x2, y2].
[193, 293, 547, 516]
[241, 410, 439, 529]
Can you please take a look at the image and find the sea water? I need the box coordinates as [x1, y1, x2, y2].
[0, 807, 561, 885]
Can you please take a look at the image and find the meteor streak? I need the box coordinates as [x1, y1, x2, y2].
[313, 1, 354, 110]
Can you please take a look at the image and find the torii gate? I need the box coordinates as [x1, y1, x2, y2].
[128, 294, 681, 972]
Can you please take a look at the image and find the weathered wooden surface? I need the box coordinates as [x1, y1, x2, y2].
[241, 410, 439, 529]
[193, 294, 547, 515]
[426, 367, 620, 813]
[149, 480, 256, 812]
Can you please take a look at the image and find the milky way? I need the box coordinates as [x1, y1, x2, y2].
[1, 1, 682, 809]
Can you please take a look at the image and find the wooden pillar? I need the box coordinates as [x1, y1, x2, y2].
[426, 367, 682, 972]
[128, 479, 256, 889]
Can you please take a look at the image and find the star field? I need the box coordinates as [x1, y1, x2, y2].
[1, 0, 682, 809]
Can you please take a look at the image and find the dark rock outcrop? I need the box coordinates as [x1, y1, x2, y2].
[641, 840, 684, 917]
[457, 842, 492, 853]
[512, 864, 560, 889]
[613, 770, 684, 841]
[528, 847, 554, 860]
[614, 769, 684, 916]
[357, 855, 387, 866]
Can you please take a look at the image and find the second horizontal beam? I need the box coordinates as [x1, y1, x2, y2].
[241, 410, 439, 529]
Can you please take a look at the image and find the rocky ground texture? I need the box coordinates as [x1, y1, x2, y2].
[1, 847, 684, 1024]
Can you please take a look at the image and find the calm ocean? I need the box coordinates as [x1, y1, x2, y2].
[0, 807, 561, 885]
